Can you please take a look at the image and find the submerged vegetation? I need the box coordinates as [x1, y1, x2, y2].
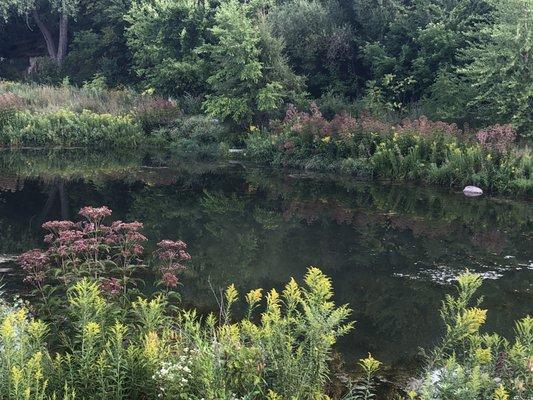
[0, 207, 530, 399]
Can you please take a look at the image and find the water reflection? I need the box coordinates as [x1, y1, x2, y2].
[0, 149, 531, 372]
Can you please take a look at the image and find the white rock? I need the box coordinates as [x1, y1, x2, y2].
[463, 185, 483, 197]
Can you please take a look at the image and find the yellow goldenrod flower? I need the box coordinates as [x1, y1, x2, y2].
[493, 384, 509, 400]
[245, 288, 263, 306]
[225, 284, 238, 305]
[474, 347, 492, 364]
[457, 308, 487, 336]
[359, 353, 381, 375]
[144, 331, 160, 359]
[83, 321, 101, 337]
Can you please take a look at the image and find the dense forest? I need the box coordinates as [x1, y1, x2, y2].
[1, 0, 531, 133]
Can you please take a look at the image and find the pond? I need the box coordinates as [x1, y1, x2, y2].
[0, 148, 531, 377]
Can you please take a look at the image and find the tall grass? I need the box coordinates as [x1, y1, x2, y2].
[0, 81, 189, 147]
[0, 81, 141, 115]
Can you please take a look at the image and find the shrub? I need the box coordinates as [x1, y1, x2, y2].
[246, 105, 532, 197]
[0, 92, 25, 129]
[412, 272, 533, 400]
[0, 109, 142, 148]
[154, 115, 231, 159]
[134, 97, 183, 132]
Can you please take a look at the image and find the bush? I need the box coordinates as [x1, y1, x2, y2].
[134, 97, 183, 132]
[412, 272, 533, 400]
[0, 92, 25, 129]
[0, 109, 142, 147]
[154, 115, 231, 159]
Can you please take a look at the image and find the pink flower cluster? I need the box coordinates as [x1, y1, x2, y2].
[475, 124, 516, 153]
[396, 116, 461, 137]
[79, 206, 112, 222]
[100, 277, 124, 296]
[18, 249, 50, 285]
[156, 240, 191, 289]
[17, 205, 190, 296]
[283, 102, 357, 139]
[281, 104, 464, 140]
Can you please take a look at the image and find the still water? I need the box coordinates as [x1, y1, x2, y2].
[0, 149, 531, 374]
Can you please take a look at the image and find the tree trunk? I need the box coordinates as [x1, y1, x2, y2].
[32, 9, 57, 60]
[56, 13, 68, 66]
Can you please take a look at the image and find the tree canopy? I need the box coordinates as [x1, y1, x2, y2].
[0, 0, 531, 133]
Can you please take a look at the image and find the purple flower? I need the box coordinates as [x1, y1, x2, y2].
[18, 249, 50, 285]
[476, 124, 516, 153]
[100, 278, 123, 295]
[79, 206, 112, 221]
[157, 240, 187, 250]
[42, 220, 75, 232]
[162, 272, 179, 288]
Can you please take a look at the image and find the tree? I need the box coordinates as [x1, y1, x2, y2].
[65, 0, 133, 85]
[0, 0, 80, 66]
[268, 0, 359, 97]
[202, 0, 304, 125]
[459, 0, 532, 134]
[125, 0, 213, 96]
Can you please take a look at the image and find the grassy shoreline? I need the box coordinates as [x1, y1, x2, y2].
[1, 82, 531, 197]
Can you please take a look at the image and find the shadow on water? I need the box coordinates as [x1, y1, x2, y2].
[0, 148, 531, 377]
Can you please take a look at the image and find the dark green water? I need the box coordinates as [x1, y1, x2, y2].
[0, 149, 531, 374]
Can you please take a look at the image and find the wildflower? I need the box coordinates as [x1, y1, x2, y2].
[476, 124, 516, 152]
[162, 272, 179, 288]
[100, 278, 123, 295]
[245, 288, 263, 306]
[474, 347, 492, 364]
[457, 308, 487, 336]
[79, 206, 112, 221]
[493, 384, 509, 400]
[83, 321, 101, 336]
[18, 249, 50, 285]
[359, 353, 381, 375]
[42, 220, 75, 232]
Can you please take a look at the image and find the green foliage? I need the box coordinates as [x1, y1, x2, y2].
[458, 0, 532, 134]
[412, 272, 533, 400]
[154, 115, 231, 159]
[0, 268, 353, 399]
[245, 107, 532, 196]
[125, 0, 212, 97]
[0, 109, 142, 147]
[203, 0, 304, 125]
